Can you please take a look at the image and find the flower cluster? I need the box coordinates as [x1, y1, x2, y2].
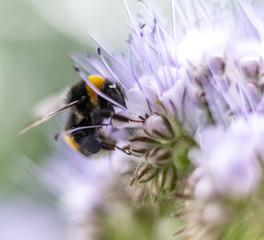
[189, 115, 264, 200]
[52, 0, 264, 239]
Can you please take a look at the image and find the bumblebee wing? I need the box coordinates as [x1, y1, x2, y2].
[32, 87, 69, 117]
[19, 99, 81, 135]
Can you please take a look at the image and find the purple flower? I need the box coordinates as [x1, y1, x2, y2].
[189, 115, 264, 199]
[0, 198, 66, 240]
[66, 0, 264, 200]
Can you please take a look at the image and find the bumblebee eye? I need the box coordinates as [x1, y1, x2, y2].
[80, 135, 101, 154]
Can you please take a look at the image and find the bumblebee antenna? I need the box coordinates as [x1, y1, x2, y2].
[74, 66, 127, 111]
[54, 124, 108, 141]
[19, 99, 82, 135]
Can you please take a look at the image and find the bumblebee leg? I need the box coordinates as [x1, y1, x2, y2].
[101, 139, 133, 155]
[111, 114, 144, 123]
[115, 145, 134, 155]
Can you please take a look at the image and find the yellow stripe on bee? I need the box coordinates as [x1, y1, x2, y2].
[85, 75, 105, 106]
[64, 134, 80, 150]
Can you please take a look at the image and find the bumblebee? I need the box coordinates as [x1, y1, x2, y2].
[20, 73, 127, 156]
[63, 75, 126, 155]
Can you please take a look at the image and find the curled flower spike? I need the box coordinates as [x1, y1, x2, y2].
[125, 110, 195, 192]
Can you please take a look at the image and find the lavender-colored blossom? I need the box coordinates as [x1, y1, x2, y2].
[0, 198, 66, 240]
[189, 115, 264, 199]
[69, 0, 264, 200]
[22, 147, 133, 240]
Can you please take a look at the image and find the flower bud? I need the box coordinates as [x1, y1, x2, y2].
[145, 146, 172, 168]
[239, 56, 259, 79]
[207, 55, 225, 76]
[129, 136, 155, 157]
[157, 164, 177, 191]
[134, 162, 158, 183]
[144, 114, 174, 140]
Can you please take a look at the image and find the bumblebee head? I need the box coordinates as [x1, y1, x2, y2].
[103, 81, 126, 108]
